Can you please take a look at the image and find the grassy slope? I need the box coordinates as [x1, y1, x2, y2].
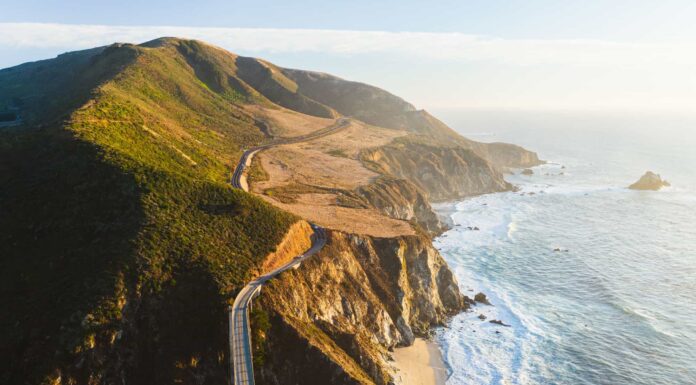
[0, 40, 297, 384]
[0, 37, 538, 385]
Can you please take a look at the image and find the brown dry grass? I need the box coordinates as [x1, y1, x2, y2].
[295, 120, 406, 158]
[261, 220, 314, 273]
[252, 121, 406, 192]
[257, 146, 377, 190]
[248, 120, 415, 237]
[259, 193, 414, 237]
[244, 105, 334, 137]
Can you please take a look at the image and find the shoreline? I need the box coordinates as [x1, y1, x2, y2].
[392, 338, 447, 385]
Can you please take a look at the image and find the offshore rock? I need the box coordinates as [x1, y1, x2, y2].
[628, 171, 670, 191]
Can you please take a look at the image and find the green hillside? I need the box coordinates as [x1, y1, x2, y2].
[0, 39, 298, 384]
[0, 37, 540, 385]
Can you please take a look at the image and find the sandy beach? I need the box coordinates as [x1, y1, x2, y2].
[392, 338, 447, 385]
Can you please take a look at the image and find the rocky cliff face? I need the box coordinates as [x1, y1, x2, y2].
[361, 140, 512, 202]
[466, 141, 543, 170]
[338, 178, 446, 235]
[256, 231, 470, 385]
[1, 37, 543, 385]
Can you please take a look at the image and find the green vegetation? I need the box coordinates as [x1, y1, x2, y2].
[0, 38, 299, 384]
[1, 35, 536, 385]
[250, 307, 271, 368]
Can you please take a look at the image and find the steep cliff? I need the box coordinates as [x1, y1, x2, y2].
[255, 231, 470, 385]
[338, 178, 446, 235]
[361, 138, 512, 201]
[466, 141, 543, 170]
[1, 37, 539, 385]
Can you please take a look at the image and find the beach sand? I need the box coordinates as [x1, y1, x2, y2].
[392, 338, 447, 385]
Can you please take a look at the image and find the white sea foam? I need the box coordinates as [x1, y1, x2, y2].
[434, 153, 696, 385]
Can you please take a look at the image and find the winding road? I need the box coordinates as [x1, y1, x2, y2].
[230, 118, 349, 190]
[228, 118, 346, 385]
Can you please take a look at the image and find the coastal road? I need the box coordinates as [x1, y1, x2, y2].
[231, 117, 350, 191]
[229, 224, 326, 385]
[229, 119, 344, 385]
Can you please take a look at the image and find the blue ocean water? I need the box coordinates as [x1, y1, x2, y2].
[431, 110, 696, 385]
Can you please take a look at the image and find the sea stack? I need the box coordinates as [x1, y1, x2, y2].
[628, 171, 670, 191]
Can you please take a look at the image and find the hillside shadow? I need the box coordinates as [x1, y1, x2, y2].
[0, 128, 146, 384]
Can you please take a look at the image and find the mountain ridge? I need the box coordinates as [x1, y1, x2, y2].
[1, 37, 540, 385]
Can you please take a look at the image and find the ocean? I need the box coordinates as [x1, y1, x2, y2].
[430, 110, 696, 385]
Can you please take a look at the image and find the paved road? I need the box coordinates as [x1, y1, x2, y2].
[229, 225, 326, 385]
[228, 119, 344, 385]
[230, 118, 350, 191]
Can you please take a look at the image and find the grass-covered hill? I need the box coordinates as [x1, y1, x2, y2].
[0, 37, 539, 385]
[0, 38, 303, 385]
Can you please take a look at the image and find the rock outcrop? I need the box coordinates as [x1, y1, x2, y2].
[361, 140, 512, 202]
[474, 292, 492, 305]
[0, 37, 543, 385]
[628, 171, 670, 190]
[338, 178, 446, 235]
[468, 142, 543, 170]
[256, 231, 470, 385]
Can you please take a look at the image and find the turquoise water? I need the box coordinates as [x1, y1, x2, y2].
[431, 111, 696, 385]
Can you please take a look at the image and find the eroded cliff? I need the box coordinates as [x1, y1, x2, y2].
[337, 177, 445, 235]
[361, 139, 512, 201]
[1, 37, 543, 385]
[255, 231, 470, 385]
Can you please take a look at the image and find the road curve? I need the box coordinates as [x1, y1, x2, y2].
[230, 118, 350, 191]
[229, 225, 326, 385]
[228, 119, 345, 385]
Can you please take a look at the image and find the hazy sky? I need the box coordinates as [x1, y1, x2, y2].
[2, 0, 696, 112]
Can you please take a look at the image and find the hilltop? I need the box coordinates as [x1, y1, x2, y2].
[0, 38, 540, 385]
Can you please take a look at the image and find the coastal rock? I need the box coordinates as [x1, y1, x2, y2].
[360, 141, 513, 201]
[478, 314, 487, 320]
[628, 171, 670, 191]
[474, 292, 491, 305]
[343, 177, 447, 235]
[521, 168, 534, 175]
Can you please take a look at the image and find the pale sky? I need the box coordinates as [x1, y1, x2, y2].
[2, 1, 696, 112]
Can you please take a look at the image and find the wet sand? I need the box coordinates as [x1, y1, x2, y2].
[392, 338, 447, 385]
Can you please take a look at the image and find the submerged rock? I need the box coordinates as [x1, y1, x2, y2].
[628, 171, 670, 191]
[521, 168, 534, 175]
[489, 319, 511, 327]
